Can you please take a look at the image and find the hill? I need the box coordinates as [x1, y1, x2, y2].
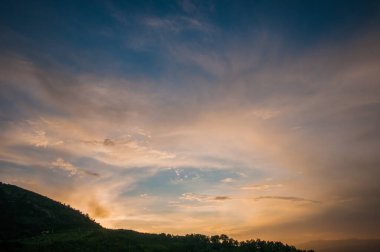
[0, 182, 313, 252]
[0, 182, 100, 240]
[298, 239, 380, 252]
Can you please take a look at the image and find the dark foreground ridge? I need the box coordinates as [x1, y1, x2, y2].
[0, 182, 314, 252]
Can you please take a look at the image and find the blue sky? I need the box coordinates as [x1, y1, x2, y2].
[1, 0, 380, 244]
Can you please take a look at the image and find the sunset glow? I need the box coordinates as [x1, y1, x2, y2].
[1, 0, 380, 244]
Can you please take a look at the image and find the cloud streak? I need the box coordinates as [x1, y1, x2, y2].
[51, 158, 99, 177]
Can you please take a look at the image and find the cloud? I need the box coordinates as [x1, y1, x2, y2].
[0, 5, 379, 244]
[180, 193, 231, 202]
[103, 138, 115, 146]
[142, 16, 205, 32]
[51, 158, 79, 176]
[25, 120, 64, 148]
[82, 170, 100, 177]
[51, 158, 99, 177]
[221, 177, 235, 183]
[214, 196, 230, 201]
[3, 112, 177, 169]
[253, 196, 318, 203]
[241, 184, 283, 190]
[2, 32, 380, 242]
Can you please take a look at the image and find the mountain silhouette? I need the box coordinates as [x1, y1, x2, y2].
[0, 182, 314, 252]
[0, 182, 100, 240]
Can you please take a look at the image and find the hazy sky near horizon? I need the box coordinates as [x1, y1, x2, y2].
[1, 0, 380, 244]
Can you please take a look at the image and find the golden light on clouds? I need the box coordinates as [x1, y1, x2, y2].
[1, 1, 380, 245]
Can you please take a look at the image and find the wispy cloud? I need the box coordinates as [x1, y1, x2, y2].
[221, 177, 235, 183]
[1, 1, 380, 244]
[142, 16, 210, 32]
[51, 158, 99, 177]
[51, 158, 79, 176]
[253, 196, 319, 204]
[241, 184, 283, 190]
[180, 192, 231, 202]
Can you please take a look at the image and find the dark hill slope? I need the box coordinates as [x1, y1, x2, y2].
[0, 182, 100, 240]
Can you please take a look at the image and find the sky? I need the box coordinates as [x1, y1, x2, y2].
[1, 0, 380, 244]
